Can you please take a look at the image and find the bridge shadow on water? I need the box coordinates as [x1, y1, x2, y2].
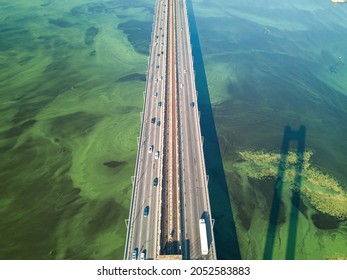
[263, 125, 306, 260]
[186, 0, 241, 259]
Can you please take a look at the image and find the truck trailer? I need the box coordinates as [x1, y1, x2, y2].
[199, 219, 209, 256]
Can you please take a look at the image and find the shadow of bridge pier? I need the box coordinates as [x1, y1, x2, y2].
[263, 125, 306, 260]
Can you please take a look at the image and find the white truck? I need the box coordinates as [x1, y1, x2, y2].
[199, 219, 209, 256]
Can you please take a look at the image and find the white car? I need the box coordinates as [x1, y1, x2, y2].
[155, 151, 159, 159]
[140, 251, 146, 260]
[149, 145, 153, 153]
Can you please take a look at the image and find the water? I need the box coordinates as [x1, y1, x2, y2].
[189, 0, 347, 259]
[1, 0, 347, 259]
[0, 0, 153, 259]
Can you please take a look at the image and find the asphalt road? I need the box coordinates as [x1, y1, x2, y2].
[175, 0, 216, 260]
[124, 0, 168, 260]
[125, 0, 216, 260]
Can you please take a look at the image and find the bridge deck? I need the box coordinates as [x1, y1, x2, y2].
[124, 0, 216, 260]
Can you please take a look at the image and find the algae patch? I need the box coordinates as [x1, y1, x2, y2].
[235, 150, 347, 220]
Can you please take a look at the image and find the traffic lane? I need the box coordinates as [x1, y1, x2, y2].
[132, 84, 161, 258]
[178, 81, 192, 232]
[142, 175, 160, 258]
[145, 93, 165, 259]
[176, 4, 198, 258]
[144, 0, 168, 260]
[144, 0, 169, 259]
[128, 108, 153, 258]
[134, 178, 157, 256]
[178, 10, 209, 259]
[178, 59, 201, 260]
[185, 96, 202, 259]
[131, 104, 158, 255]
[176, 28, 194, 259]
[138, 70, 165, 257]
[129, 19, 163, 260]
[126, 0, 167, 259]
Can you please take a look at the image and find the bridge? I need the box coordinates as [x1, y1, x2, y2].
[124, 0, 216, 260]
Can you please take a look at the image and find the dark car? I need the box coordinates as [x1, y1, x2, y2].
[144, 206, 149, 217]
[157, 121, 160, 127]
[153, 177, 158, 187]
[151, 117, 156, 124]
[132, 248, 138, 260]
[190, 101, 194, 108]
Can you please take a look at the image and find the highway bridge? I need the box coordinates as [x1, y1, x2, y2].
[124, 0, 216, 260]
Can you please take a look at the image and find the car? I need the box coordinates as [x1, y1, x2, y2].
[144, 206, 149, 217]
[154, 92, 158, 97]
[155, 151, 159, 159]
[140, 250, 146, 260]
[158, 101, 162, 107]
[132, 248, 138, 260]
[190, 101, 195, 108]
[154, 78, 158, 83]
[157, 121, 160, 126]
[153, 177, 158, 187]
[149, 145, 153, 153]
[156, 65, 160, 69]
[151, 117, 156, 124]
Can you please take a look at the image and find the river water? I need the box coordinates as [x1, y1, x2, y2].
[1, 0, 346, 259]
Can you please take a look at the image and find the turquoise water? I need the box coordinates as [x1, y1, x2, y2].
[190, 0, 347, 259]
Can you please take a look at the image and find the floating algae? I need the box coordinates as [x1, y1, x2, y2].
[235, 150, 347, 220]
[325, 253, 347, 260]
